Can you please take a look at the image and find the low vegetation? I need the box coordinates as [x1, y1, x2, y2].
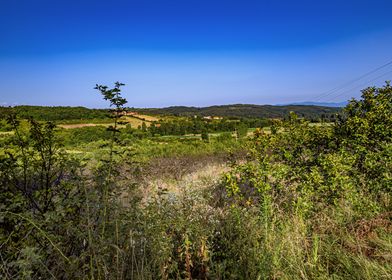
[0, 83, 390, 279]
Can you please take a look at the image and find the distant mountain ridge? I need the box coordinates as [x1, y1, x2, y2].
[282, 101, 348, 107]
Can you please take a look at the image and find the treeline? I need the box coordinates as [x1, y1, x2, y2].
[0, 106, 108, 121]
[0, 103, 341, 123]
[56, 117, 264, 146]
[132, 103, 341, 120]
[148, 117, 269, 136]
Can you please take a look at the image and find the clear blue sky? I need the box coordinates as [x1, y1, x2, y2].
[0, 0, 391, 107]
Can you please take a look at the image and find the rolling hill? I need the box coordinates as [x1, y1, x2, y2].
[0, 104, 342, 121]
[132, 104, 341, 119]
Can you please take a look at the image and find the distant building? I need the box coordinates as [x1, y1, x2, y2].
[203, 116, 223, 120]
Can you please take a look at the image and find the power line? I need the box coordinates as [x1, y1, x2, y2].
[313, 58, 392, 102]
[324, 69, 392, 102]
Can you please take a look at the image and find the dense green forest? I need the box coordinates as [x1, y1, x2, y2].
[0, 106, 108, 121]
[132, 104, 341, 120]
[0, 83, 390, 279]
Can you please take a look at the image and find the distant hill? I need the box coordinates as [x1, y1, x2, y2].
[283, 101, 348, 107]
[0, 104, 342, 121]
[132, 104, 342, 119]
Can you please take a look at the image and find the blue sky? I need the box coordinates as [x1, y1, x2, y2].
[0, 0, 392, 107]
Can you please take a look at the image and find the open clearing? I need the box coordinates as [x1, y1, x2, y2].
[57, 114, 160, 129]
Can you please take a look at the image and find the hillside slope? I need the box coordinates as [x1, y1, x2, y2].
[0, 104, 341, 121]
[132, 104, 341, 118]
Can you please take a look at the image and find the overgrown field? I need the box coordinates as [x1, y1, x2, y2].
[0, 83, 391, 279]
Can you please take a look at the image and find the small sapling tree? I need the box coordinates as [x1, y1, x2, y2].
[94, 82, 128, 236]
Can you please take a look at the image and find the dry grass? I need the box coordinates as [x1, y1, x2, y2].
[0, 131, 14, 135]
[145, 162, 228, 196]
[123, 113, 161, 128]
[56, 113, 160, 129]
[57, 123, 109, 129]
[123, 116, 149, 128]
[133, 114, 160, 122]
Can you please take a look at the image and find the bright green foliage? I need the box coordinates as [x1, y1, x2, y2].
[225, 83, 391, 215]
[337, 82, 391, 147]
[335, 82, 392, 195]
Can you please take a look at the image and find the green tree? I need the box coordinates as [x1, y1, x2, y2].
[201, 130, 209, 142]
[236, 124, 248, 139]
[141, 121, 147, 132]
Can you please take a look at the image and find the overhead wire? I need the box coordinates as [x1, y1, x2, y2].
[312, 58, 392, 102]
[323, 69, 392, 102]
